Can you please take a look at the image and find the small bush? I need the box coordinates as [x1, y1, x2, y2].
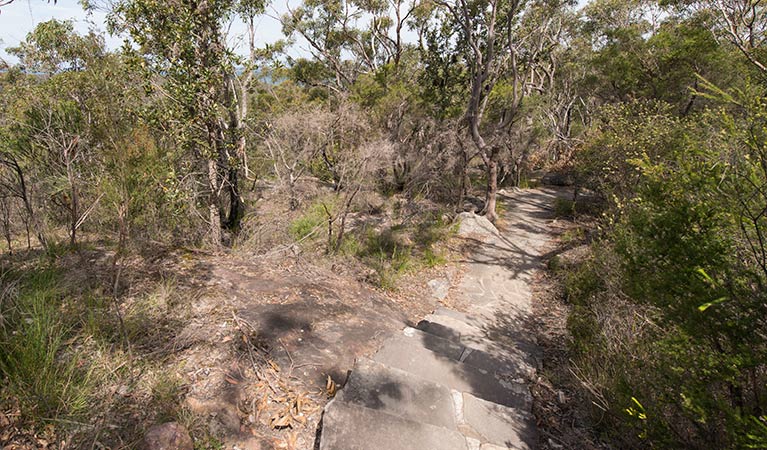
[150, 371, 185, 422]
[289, 201, 330, 241]
[560, 258, 603, 306]
[553, 198, 576, 218]
[421, 247, 446, 268]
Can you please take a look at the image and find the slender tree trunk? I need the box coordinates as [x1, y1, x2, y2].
[226, 164, 244, 231]
[22, 213, 30, 250]
[334, 185, 361, 253]
[456, 149, 469, 212]
[207, 157, 222, 245]
[70, 183, 78, 247]
[288, 174, 299, 211]
[483, 158, 499, 223]
[1, 198, 11, 255]
[65, 145, 79, 247]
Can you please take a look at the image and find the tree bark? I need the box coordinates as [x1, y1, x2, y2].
[456, 148, 469, 212]
[207, 158, 222, 245]
[225, 163, 244, 231]
[0, 197, 12, 255]
[66, 153, 78, 247]
[482, 158, 499, 223]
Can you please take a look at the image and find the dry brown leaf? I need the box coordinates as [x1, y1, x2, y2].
[326, 375, 336, 398]
[291, 412, 306, 426]
[271, 413, 292, 429]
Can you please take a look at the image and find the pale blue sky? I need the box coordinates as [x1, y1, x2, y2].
[0, 0, 289, 65]
[1, 0, 589, 66]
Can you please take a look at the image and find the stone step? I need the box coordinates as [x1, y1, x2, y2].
[372, 328, 532, 410]
[430, 307, 540, 356]
[336, 358, 457, 430]
[434, 306, 478, 323]
[418, 313, 492, 350]
[416, 314, 537, 378]
[401, 325, 532, 380]
[456, 391, 535, 450]
[319, 399, 470, 450]
[334, 358, 536, 449]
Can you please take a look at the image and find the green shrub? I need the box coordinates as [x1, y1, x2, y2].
[289, 201, 331, 241]
[564, 91, 767, 449]
[560, 257, 603, 306]
[421, 248, 446, 268]
[553, 198, 576, 218]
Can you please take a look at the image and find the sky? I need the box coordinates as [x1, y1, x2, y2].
[0, 0, 291, 65]
[0, 0, 590, 66]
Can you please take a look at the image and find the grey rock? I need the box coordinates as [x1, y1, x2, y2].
[417, 314, 537, 378]
[373, 329, 531, 410]
[320, 400, 469, 450]
[403, 325, 533, 380]
[427, 278, 450, 300]
[455, 212, 500, 238]
[433, 307, 481, 326]
[336, 358, 458, 430]
[143, 422, 194, 450]
[461, 393, 535, 450]
[463, 196, 485, 213]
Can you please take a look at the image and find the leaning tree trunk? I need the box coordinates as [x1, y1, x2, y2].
[67, 166, 78, 247]
[0, 197, 12, 255]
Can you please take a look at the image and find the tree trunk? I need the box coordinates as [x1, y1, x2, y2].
[1, 198, 11, 255]
[65, 144, 79, 248]
[456, 149, 469, 212]
[483, 159, 499, 223]
[333, 185, 361, 253]
[70, 183, 78, 247]
[207, 158, 222, 245]
[226, 164, 244, 231]
[22, 213, 30, 250]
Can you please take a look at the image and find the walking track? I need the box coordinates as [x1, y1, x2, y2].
[317, 187, 565, 450]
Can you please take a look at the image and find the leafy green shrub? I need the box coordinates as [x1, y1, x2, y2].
[564, 90, 767, 449]
[0, 269, 93, 419]
[560, 256, 603, 306]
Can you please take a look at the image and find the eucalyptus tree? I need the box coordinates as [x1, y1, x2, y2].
[432, 0, 566, 221]
[0, 20, 109, 248]
[280, 0, 423, 92]
[100, 0, 266, 244]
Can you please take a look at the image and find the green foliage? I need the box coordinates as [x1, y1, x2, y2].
[355, 212, 453, 289]
[289, 201, 332, 241]
[150, 371, 185, 422]
[8, 19, 105, 73]
[566, 84, 767, 448]
[553, 198, 576, 219]
[0, 269, 93, 420]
